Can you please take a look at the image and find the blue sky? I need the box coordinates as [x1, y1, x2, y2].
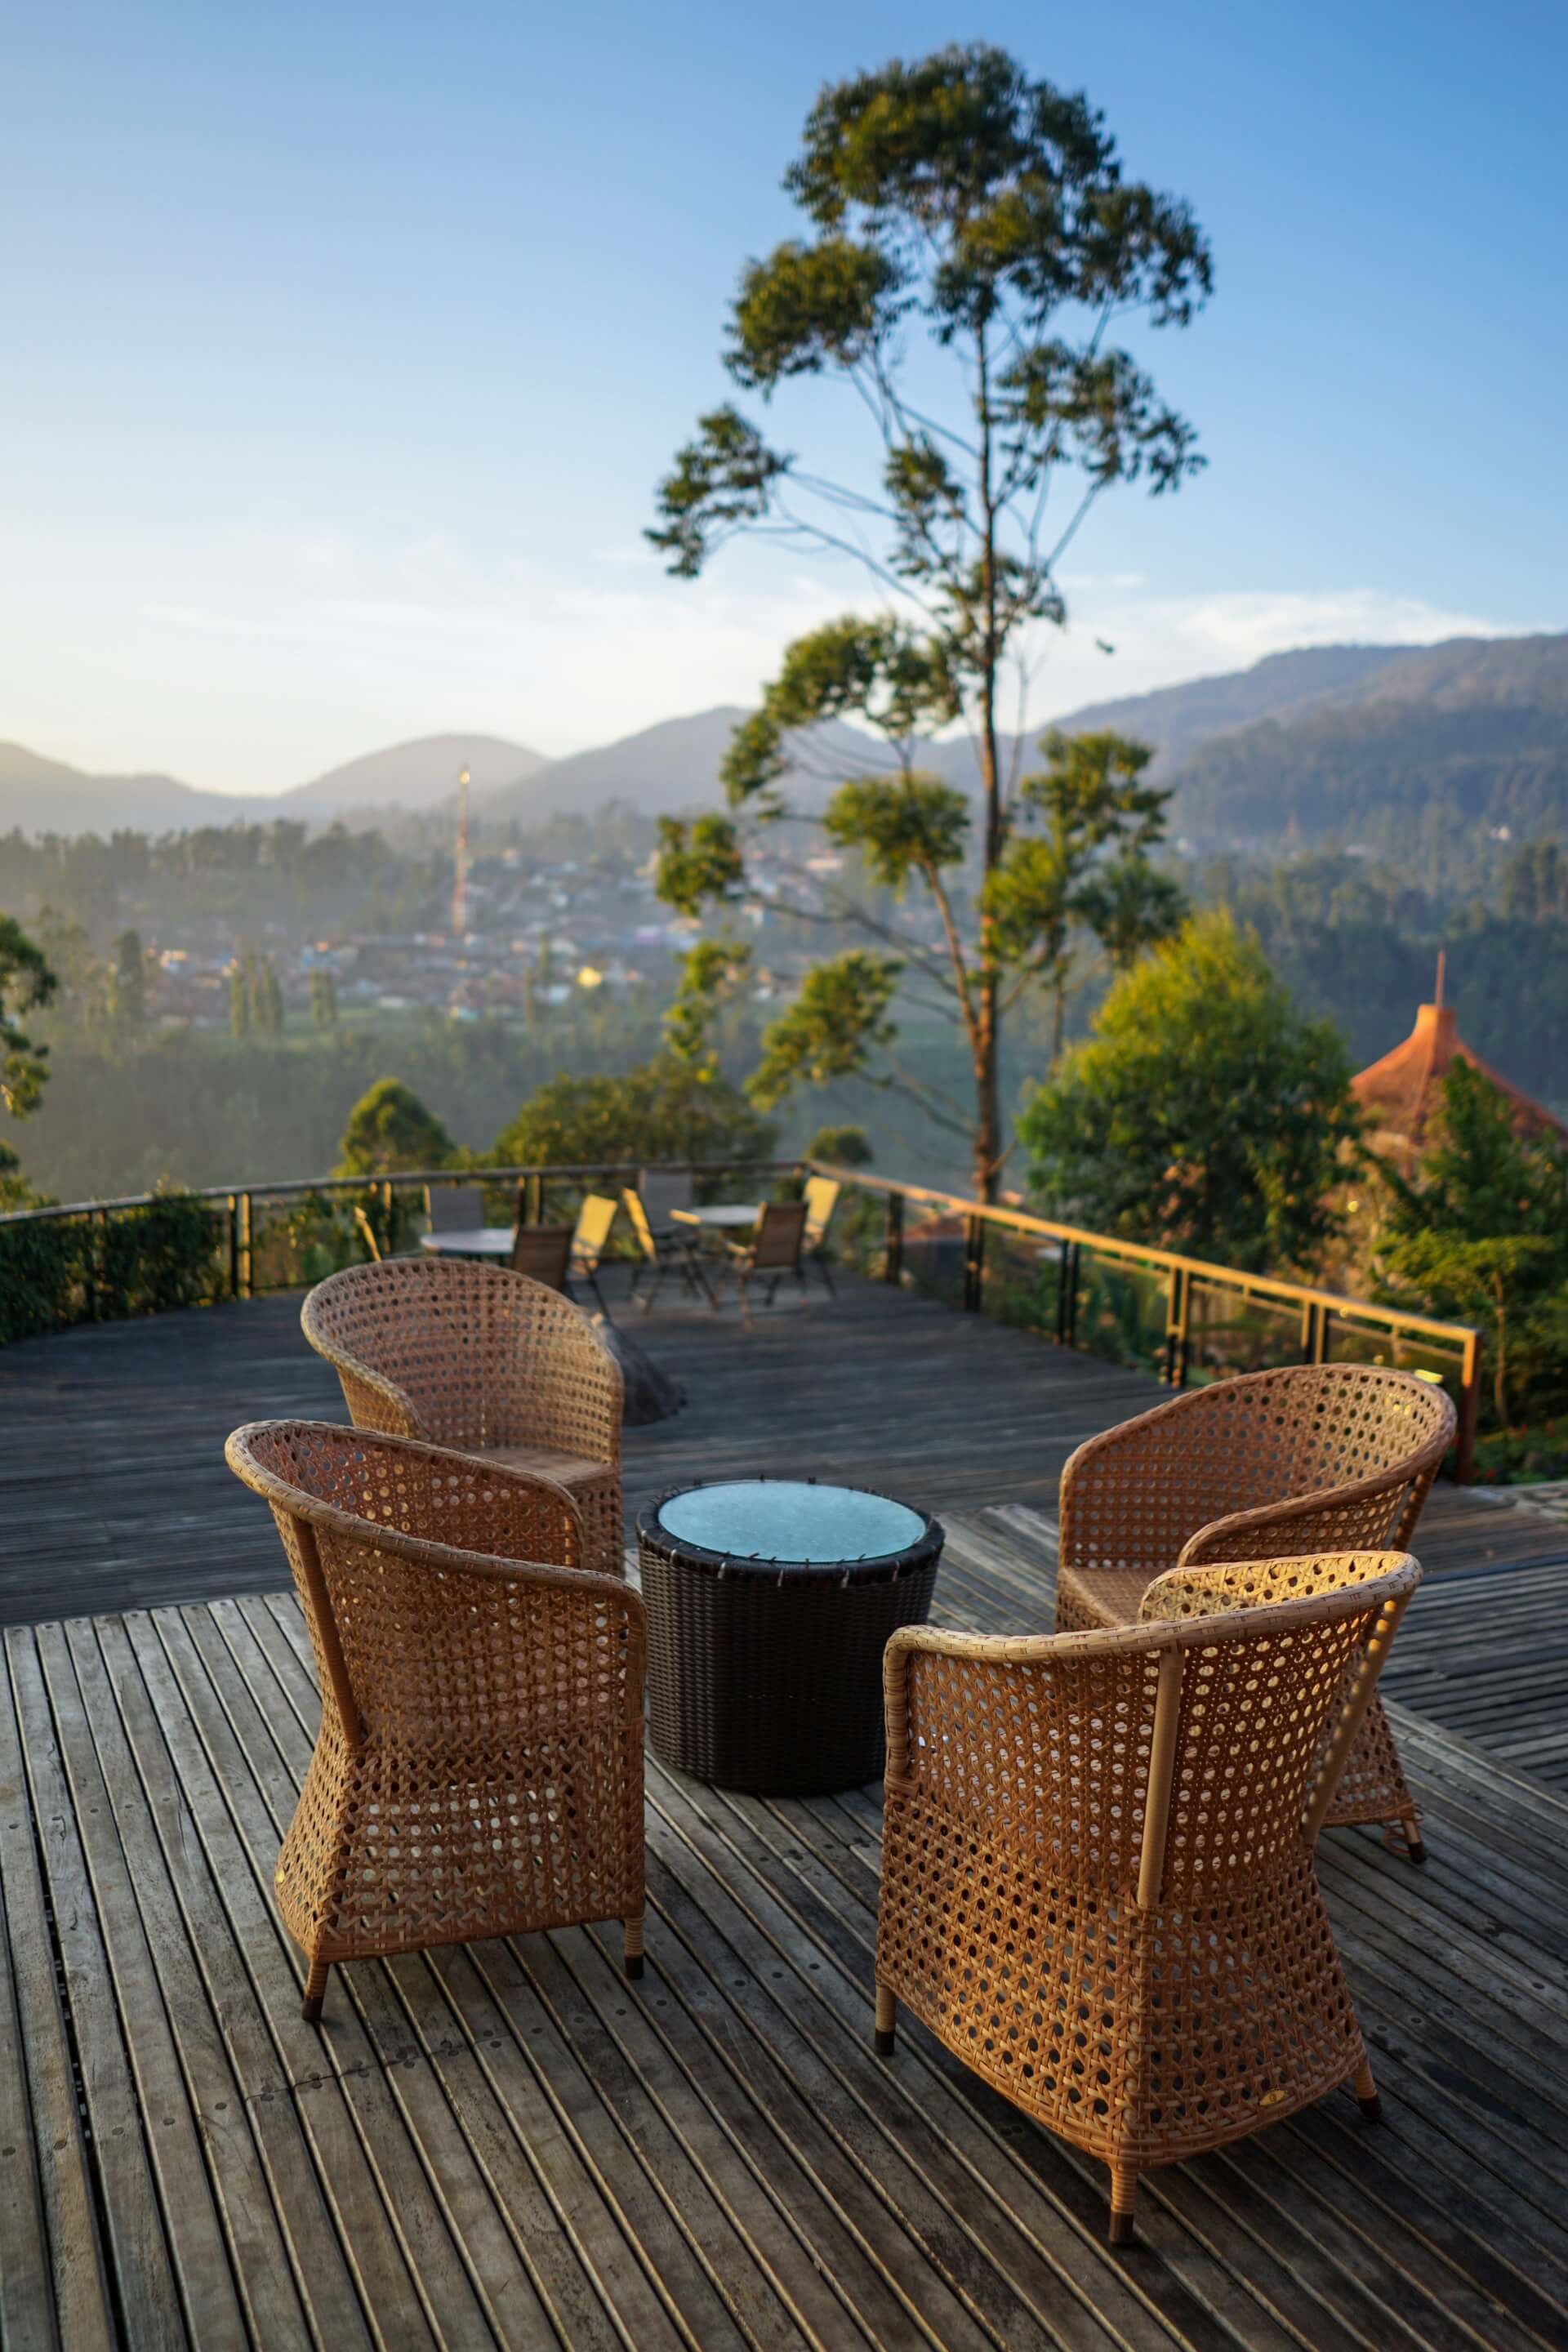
[2, 0, 1563, 791]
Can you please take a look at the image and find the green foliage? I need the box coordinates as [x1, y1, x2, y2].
[108, 929, 148, 1028]
[663, 941, 752, 1067]
[1, 911, 58, 1119]
[805, 1122, 874, 1167]
[1375, 1058, 1568, 1429]
[654, 814, 746, 915]
[336, 1078, 459, 1177]
[644, 407, 792, 579]
[494, 1057, 775, 1171]
[746, 952, 901, 1111]
[0, 1192, 225, 1346]
[310, 968, 339, 1029]
[1020, 911, 1361, 1273]
[0, 909, 59, 1205]
[987, 729, 1184, 1054]
[823, 774, 969, 890]
[648, 42, 1210, 1191]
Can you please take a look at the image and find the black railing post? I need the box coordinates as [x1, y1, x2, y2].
[883, 1190, 904, 1285]
[1057, 1241, 1080, 1349]
[229, 1194, 240, 1299]
[528, 1171, 544, 1225]
[963, 1213, 986, 1314]
[239, 1192, 253, 1299]
[1164, 1267, 1188, 1386]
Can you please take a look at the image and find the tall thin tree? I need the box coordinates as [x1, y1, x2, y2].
[649, 44, 1209, 1196]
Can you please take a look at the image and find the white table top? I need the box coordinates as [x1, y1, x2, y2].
[419, 1227, 516, 1256]
[671, 1203, 763, 1230]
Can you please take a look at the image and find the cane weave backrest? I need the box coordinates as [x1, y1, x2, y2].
[638, 1167, 693, 1233]
[802, 1175, 840, 1252]
[510, 1223, 573, 1291]
[1055, 1363, 1453, 1850]
[425, 1183, 485, 1232]
[876, 1548, 1420, 2241]
[748, 1200, 808, 1272]
[301, 1256, 625, 1575]
[225, 1419, 647, 2016]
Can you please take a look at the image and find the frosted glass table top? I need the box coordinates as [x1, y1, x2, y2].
[655, 1480, 926, 1565]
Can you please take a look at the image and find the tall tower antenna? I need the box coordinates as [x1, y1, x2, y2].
[452, 765, 471, 939]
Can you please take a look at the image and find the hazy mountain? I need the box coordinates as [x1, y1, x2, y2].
[479, 645, 1443, 820]
[1171, 632, 1568, 848]
[0, 731, 551, 836]
[6, 630, 1565, 848]
[281, 732, 549, 815]
[483, 706, 893, 821]
[0, 742, 242, 835]
[1036, 644, 1413, 775]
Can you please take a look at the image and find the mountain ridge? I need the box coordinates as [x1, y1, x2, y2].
[3, 630, 1565, 843]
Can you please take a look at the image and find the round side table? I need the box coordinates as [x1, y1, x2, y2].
[636, 1477, 944, 1794]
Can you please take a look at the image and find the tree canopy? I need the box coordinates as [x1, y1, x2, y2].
[0, 911, 59, 1206]
[1375, 1059, 1568, 1428]
[336, 1078, 460, 1177]
[493, 1058, 775, 1173]
[1019, 911, 1361, 1272]
[648, 43, 1209, 1194]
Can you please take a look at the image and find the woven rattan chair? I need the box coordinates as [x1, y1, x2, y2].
[876, 1546, 1422, 2243]
[725, 1200, 808, 1322]
[225, 1419, 645, 2020]
[301, 1256, 625, 1576]
[1055, 1363, 1454, 1858]
[510, 1223, 573, 1291]
[425, 1183, 485, 1233]
[801, 1175, 840, 1295]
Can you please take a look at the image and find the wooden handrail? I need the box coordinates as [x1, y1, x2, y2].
[0, 1149, 1483, 1478]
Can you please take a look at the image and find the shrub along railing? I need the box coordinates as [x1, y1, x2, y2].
[0, 1155, 1481, 1479]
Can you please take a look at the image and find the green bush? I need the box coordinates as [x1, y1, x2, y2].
[0, 1192, 226, 1343]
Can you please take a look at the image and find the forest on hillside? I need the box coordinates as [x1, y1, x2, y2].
[4, 802, 1566, 1205]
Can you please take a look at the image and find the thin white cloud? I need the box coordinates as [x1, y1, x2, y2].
[0, 541, 1544, 795]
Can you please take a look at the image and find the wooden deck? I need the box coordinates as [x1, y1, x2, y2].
[3, 1274, 1568, 2348]
[4, 1508, 1567, 2351]
[0, 1272, 1560, 1624]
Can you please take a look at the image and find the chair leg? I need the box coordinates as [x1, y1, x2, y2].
[817, 1250, 837, 1297]
[1353, 2056, 1383, 2123]
[623, 1915, 644, 1980]
[1398, 1808, 1425, 1864]
[874, 1982, 897, 2057]
[301, 1957, 331, 2022]
[1107, 2163, 1138, 2245]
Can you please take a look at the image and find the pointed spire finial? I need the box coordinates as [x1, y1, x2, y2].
[1434, 948, 1446, 1011]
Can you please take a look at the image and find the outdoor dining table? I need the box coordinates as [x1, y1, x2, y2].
[669, 1203, 764, 1232]
[418, 1227, 517, 1257]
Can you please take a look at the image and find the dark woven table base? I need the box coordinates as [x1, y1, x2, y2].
[638, 1501, 942, 1794]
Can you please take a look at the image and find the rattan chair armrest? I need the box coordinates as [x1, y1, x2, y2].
[225, 1421, 586, 1566]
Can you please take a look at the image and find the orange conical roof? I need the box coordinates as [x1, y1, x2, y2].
[1352, 956, 1568, 1157]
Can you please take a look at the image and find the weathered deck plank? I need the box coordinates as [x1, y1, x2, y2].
[2, 1507, 1567, 2350]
